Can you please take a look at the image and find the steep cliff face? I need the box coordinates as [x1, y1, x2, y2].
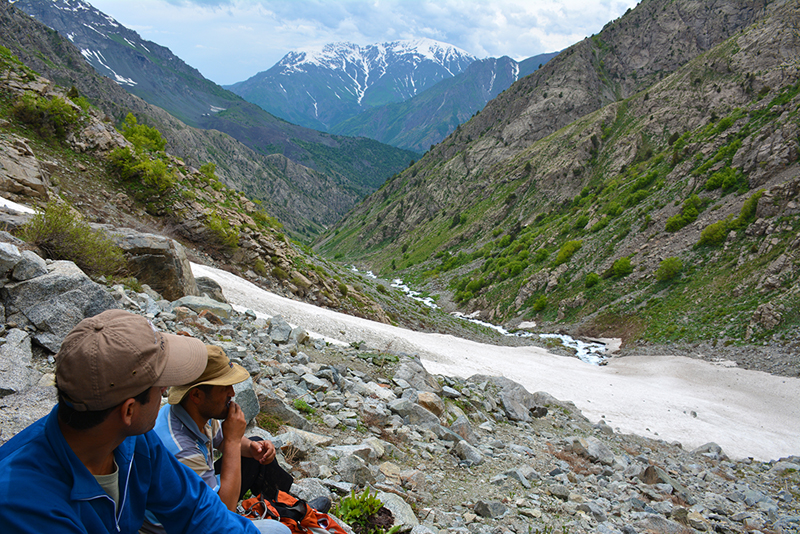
[317, 0, 800, 346]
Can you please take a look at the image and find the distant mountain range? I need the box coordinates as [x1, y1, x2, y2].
[226, 39, 476, 132]
[227, 40, 558, 152]
[328, 52, 559, 152]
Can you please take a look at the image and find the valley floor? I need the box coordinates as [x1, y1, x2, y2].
[192, 263, 800, 462]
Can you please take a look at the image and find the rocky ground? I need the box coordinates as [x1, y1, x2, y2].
[0, 244, 798, 534]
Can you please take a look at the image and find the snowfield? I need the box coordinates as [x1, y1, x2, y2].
[193, 263, 800, 462]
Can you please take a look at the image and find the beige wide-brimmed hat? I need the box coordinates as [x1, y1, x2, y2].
[168, 345, 249, 404]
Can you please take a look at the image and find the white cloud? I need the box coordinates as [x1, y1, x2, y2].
[89, 0, 637, 85]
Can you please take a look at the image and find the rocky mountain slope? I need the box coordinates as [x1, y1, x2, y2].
[227, 39, 476, 132]
[316, 0, 800, 351]
[1, 253, 798, 534]
[7, 0, 418, 239]
[330, 52, 560, 153]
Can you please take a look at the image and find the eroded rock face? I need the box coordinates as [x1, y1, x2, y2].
[0, 135, 49, 200]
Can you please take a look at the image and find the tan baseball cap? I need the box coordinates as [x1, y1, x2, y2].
[56, 309, 207, 411]
[168, 345, 250, 404]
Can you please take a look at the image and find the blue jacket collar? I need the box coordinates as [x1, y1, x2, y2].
[44, 405, 135, 507]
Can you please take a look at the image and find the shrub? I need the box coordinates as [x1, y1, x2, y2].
[611, 257, 633, 277]
[13, 92, 80, 140]
[533, 248, 549, 263]
[376, 284, 388, 294]
[120, 113, 166, 152]
[19, 200, 125, 277]
[585, 272, 600, 288]
[253, 259, 268, 277]
[655, 257, 683, 281]
[107, 147, 178, 194]
[665, 194, 704, 232]
[697, 218, 731, 247]
[532, 295, 548, 312]
[272, 266, 289, 280]
[554, 240, 582, 265]
[204, 212, 239, 249]
[338, 282, 348, 296]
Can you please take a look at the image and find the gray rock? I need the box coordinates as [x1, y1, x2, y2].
[454, 440, 484, 466]
[421, 422, 463, 443]
[449, 415, 478, 445]
[393, 360, 442, 394]
[233, 377, 259, 423]
[103, 227, 198, 301]
[11, 250, 46, 281]
[291, 478, 332, 504]
[567, 436, 615, 466]
[474, 500, 507, 518]
[377, 491, 419, 529]
[302, 373, 329, 392]
[171, 295, 233, 319]
[337, 454, 375, 485]
[441, 385, 461, 398]
[504, 468, 532, 489]
[500, 391, 531, 422]
[195, 276, 226, 302]
[549, 484, 570, 501]
[0, 329, 38, 397]
[1, 261, 118, 350]
[0, 241, 22, 274]
[406, 403, 440, 425]
[577, 502, 608, 522]
[268, 315, 293, 344]
[257, 390, 311, 430]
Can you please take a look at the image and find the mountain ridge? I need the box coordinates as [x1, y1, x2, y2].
[226, 38, 477, 132]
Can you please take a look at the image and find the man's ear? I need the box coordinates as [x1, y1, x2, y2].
[187, 387, 204, 406]
[119, 398, 137, 427]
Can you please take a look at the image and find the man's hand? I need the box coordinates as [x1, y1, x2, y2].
[221, 401, 246, 443]
[248, 439, 276, 464]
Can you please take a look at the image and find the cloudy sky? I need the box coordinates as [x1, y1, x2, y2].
[89, 0, 638, 86]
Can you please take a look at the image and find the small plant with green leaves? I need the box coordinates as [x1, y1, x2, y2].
[292, 399, 316, 415]
[332, 489, 398, 534]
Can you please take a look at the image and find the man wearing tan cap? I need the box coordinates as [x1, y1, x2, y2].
[0, 309, 278, 534]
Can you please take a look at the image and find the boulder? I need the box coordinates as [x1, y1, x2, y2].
[0, 329, 39, 397]
[103, 227, 198, 301]
[393, 360, 442, 394]
[416, 391, 444, 416]
[12, 250, 47, 281]
[376, 491, 419, 530]
[232, 377, 259, 423]
[337, 454, 375, 485]
[257, 390, 312, 430]
[172, 295, 233, 319]
[268, 315, 293, 344]
[1, 260, 118, 352]
[195, 276, 226, 302]
[0, 242, 22, 273]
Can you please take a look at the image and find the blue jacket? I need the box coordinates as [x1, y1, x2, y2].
[0, 405, 258, 534]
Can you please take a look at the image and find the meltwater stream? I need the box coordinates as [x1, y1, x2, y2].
[351, 267, 610, 365]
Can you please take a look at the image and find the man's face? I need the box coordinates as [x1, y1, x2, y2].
[198, 385, 235, 420]
[133, 386, 166, 434]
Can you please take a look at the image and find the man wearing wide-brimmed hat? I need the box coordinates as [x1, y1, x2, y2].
[0, 309, 269, 534]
